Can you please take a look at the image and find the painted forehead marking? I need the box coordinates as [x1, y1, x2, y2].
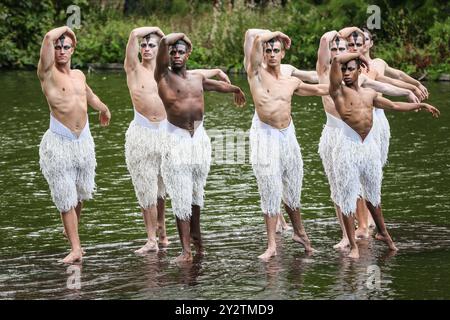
[58, 35, 65, 47]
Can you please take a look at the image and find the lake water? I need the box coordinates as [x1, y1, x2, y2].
[0, 70, 449, 299]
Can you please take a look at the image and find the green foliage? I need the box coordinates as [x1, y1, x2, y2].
[0, 0, 449, 77]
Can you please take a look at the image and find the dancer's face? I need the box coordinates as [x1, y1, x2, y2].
[54, 36, 74, 65]
[329, 37, 347, 59]
[347, 32, 364, 53]
[140, 35, 160, 61]
[169, 43, 189, 69]
[263, 40, 285, 67]
[342, 60, 360, 86]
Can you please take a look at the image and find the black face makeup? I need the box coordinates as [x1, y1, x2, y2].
[54, 35, 72, 51]
[169, 44, 187, 56]
[140, 42, 157, 49]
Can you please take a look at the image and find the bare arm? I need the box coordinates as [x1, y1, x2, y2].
[295, 82, 329, 96]
[290, 67, 319, 83]
[361, 75, 420, 103]
[86, 83, 111, 126]
[338, 27, 364, 39]
[202, 78, 246, 107]
[37, 26, 76, 80]
[384, 62, 429, 98]
[155, 33, 191, 82]
[190, 69, 230, 83]
[124, 27, 164, 72]
[374, 96, 439, 117]
[248, 31, 291, 76]
[244, 29, 270, 70]
[316, 30, 338, 75]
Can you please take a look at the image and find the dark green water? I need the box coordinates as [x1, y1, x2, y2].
[0, 70, 449, 299]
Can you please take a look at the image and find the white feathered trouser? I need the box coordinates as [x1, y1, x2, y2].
[250, 113, 303, 216]
[39, 115, 96, 213]
[374, 108, 390, 167]
[161, 120, 211, 221]
[125, 109, 166, 209]
[332, 114, 383, 216]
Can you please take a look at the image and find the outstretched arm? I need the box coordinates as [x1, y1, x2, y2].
[37, 26, 76, 80]
[361, 75, 420, 103]
[155, 33, 191, 82]
[295, 81, 329, 96]
[383, 61, 429, 98]
[375, 74, 425, 101]
[124, 27, 164, 72]
[248, 31, 291, 76]
[202, 78, 246, 107]
[316, 30, 338, 75]
[374, 95, 439, 117]
[244, 29, 270, 71]
[86, 83, 111, 126]
[289, 66, 319, 83]
[190, 69, 230, 83]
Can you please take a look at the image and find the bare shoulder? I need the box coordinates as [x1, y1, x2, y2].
[361, 86, 377, 97]
[72, 69, 86, 80]
[372, 58, 387, 66]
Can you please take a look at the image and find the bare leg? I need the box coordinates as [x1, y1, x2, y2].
[190, 205, 204, 255]
[284, 204, 314, 253]
[135, 205, 158, 254]
[355, 198, 370, 239]
[365, 201, 398, 251]
[368, 211, 376, 229]
[174, 217, 193, 263]
[333, 203, 350, 250]
[63, 201, 82, 239]
[157, 198, 169, 247]
[340, 207, 359, 259]
[60, 208, 83, 264]
[276, 214, 292, 233]
[258, 214, 277, 261]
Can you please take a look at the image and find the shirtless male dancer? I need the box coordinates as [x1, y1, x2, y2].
[155, 33, 246, 263]
[340, 26, 429, 238]
[329, 51, 439, 258]
[244, 29, 319, 234]
[245, 29, 334, 261]
[37, 26, 111, 264]
[124, 27, 234, 254]
[316, 30, 421, 249]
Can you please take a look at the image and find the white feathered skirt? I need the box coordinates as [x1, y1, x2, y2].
[125, 109, 166, 209]
[332, 115, 383, 216]
[374, 108, 390, 167]
[39, 115, 96, 213]
[318, 112, 344, 204]
[161, 120, 211, 221]
[249, 113, 303, 216]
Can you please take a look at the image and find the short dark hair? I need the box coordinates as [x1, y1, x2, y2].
[171, 39, 191, 52]
[265, 37, 285, 50]
[361, 26, 375, 41]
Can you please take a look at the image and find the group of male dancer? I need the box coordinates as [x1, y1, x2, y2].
[37, 25, 439, 264]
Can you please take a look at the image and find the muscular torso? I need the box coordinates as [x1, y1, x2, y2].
[39, 67, 88, 135]
[248, 68, 299, 129]
[158, 71, 205, 133]
[126, 64, 166, 122]
[333, 86, 378, 140]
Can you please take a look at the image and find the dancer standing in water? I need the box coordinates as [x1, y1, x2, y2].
[124, 27, 234, 254]
[37, 26, 111, 264]
[316, 30, 420, 249]
[155, 33, 246, 263]
[329, 51, 439, 258]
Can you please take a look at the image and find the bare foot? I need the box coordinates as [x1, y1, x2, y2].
[292, 232, 314, 253]
[375, 233, 398, 251]
[347, 247, 360, 259]
[258, 248, 277, 261]
[134, 240, 159, 255]
[159, 235, 170, 247]
[355, 227, 369, 240]
[333, 237, 350, 250]
[172, 251, 193, 264]
[60, 249, 83, 264]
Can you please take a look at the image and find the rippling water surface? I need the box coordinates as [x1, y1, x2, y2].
[0, 71, 449, 299]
